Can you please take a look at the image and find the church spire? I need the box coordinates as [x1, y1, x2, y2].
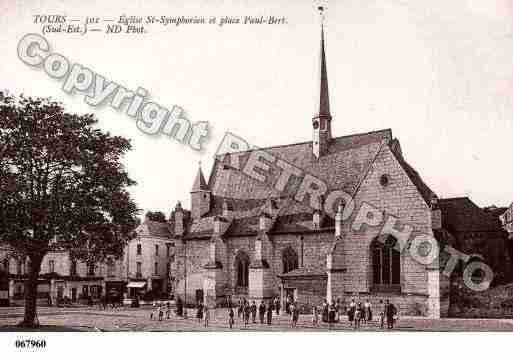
[191, 161, 208, 192]
[191, 161, 211, 218]
[312, 6, 332, 158]
[318, 8, 331, 118]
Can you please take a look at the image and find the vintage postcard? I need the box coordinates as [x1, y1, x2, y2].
[1, 0, 513, 356]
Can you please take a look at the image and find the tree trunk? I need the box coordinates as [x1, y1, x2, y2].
[19, 255, 42, 328]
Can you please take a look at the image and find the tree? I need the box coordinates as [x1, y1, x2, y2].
[145, 211, 167, 223]
[0, 93, 139, 327]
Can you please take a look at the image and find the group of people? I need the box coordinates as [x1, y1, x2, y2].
[149, 301, 173, 321]
[227, 297, 280, 328]
[160, 295, 399, 330]
[310, 298, 398, 330]
[346, 298, 398, 329]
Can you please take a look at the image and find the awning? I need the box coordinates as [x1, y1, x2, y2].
[127, 281, 146, 289]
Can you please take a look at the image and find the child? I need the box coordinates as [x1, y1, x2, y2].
[158, 305, 164, 321]
[228, 307, 235, 329]
[354, 303, 361, 329]
[312, 305, 319, 327]
[150, 302, 157, 320]
[203, 305, 210, 328]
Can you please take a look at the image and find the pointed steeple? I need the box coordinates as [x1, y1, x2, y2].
[191, 161, 208, 192]
[312, 6, 333, 158]
[318, 18, 331, 118]
[191, 161, 211, 218]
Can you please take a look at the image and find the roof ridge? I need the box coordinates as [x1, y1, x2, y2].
[215, 128, 393, 158]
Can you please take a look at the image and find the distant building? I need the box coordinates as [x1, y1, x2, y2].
[125, 217, 176, 299]
[0, 246, 125, 306]
[440, 198, 511, 284]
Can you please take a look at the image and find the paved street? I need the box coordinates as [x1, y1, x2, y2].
[3, 306, 513, 331]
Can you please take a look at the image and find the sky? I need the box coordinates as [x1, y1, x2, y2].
[1, 0, 513, 217]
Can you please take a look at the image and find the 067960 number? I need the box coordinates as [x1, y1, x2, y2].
[15, 339, 46, 349]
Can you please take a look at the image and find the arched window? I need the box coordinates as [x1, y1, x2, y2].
[371, 236, 401, 291]
[235, 251, 249, 288]
[282, 247, 299, 274]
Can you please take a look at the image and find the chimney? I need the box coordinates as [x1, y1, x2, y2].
[431, 196, 441, 230]
[259, 212, 272, 232]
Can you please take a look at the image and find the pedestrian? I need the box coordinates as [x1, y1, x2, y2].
[176, 297, 183, 317]
[266, 301, 273, 325]
[385, 300, 397, 329]
[291, 302, 299, 328]
[228, 306, 235, 329]
[354, 302, 362, 329]
[364, 298, 372, 323]
[237, 298, 243, 319]
[289, 301, 295, 328]
[244, 302, 251, 327]
[378, 299, 385, 329]
[322, 299, 329, 323]
[347, 298, 356, 325]
[328, 303, 336, 329]
[312, 304, 319, 327]
[166, 301, 171, 319]
[158, 305, 164, 321]
[150, 302, 157, 320]
[251, 301, 257, 323]
[335, 299, 341, 322]
[203, 305, 210, 328]
[274, 297, 281, 316]
[196, 301, 203, 323]
[258, 300, 266, 324]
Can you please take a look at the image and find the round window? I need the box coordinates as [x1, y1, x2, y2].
[380, 174, 389, 187]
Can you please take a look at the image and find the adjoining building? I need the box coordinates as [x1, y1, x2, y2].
[125, 218, 176, 299]
[0, 246, 125, 306]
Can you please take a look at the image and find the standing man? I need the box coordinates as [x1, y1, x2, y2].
[258, 300, 266, 324]
[251, 301, 257, 323]
[228, 306, 235, 329]
[385, 299, 396, 329]
[266, 301, 273, 325]
[244, 302, 251, 327]
[203, 305, 210, 328]
[274, 297, 281, 316]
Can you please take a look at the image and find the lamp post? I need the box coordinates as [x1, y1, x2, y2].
[183, 238, 187, 318]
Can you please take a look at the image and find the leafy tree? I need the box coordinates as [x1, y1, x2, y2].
[0, 93, 139, 327]
[145, 211, 167, 223]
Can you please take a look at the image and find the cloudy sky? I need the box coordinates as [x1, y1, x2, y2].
[2, 0, 513, 217]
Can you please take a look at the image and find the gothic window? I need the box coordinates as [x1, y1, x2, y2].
[282, 247, 299, 274]
[371, 236, 401, 291]
[235, 251, 249, 288]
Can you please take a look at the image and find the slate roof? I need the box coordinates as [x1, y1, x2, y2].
[191, 166, 208, 192]
[143, 220, 171, 237]
[183, 128, 436, 239]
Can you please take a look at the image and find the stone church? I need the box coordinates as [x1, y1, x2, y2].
[167, 19, 450, 318]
